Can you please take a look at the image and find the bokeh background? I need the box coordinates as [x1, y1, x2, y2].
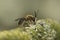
[0, 0, 60, 30]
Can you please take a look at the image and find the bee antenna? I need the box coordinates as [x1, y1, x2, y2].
[34, 10, 37, 18]
[34, 9, 39, 18]
[15, 18, 21, 21]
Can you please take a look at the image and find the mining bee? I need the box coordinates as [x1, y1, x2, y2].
[15, 10, 39, 27]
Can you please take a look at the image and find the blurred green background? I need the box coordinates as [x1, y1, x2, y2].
[0, 0, 60, 30]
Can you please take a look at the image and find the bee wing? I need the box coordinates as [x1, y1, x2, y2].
[18, 18, 25, 25]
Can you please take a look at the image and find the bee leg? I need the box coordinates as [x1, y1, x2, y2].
[32, 18, 36, 25]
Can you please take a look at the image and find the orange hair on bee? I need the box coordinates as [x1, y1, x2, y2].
[25, 15, 35, 21]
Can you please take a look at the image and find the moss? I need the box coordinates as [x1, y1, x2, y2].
[0, 19, 60, 40]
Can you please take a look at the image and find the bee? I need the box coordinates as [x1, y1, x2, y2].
[15, 9, 39, 27]
[15, 15, 36, 27]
